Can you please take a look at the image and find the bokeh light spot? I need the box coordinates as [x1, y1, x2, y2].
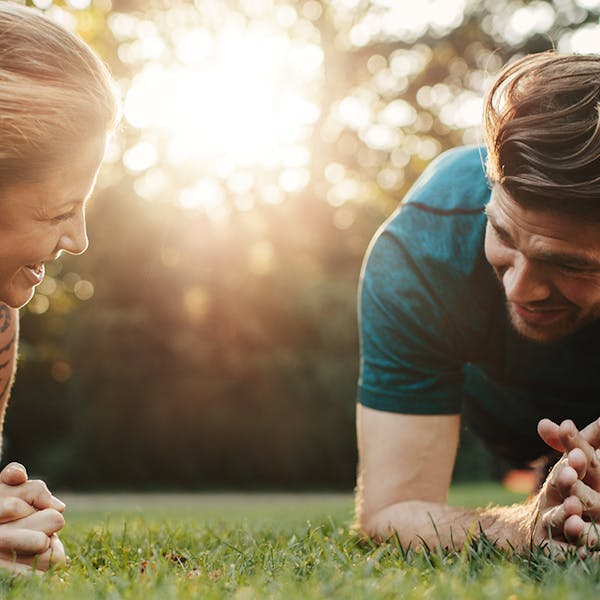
[333, 206, 355, 230]
[51, 361, 72, 383]
[33, 0, 53, 9]
[123, 142, 159, 173]
[278, 168, 310, 192]
[74, 280, 95, 301]
[37, 276, 57, 297]
[29, 295, 50, 315]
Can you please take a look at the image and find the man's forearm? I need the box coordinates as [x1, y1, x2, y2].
[360, 499, 532, 550]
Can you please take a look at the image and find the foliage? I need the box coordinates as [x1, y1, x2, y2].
[7, 0, 600, 488]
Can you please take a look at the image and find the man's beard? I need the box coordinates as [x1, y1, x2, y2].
[507, 301, 600, 344]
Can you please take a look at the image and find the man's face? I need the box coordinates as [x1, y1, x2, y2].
[484, 184, 600, 343]
[0, 139, 105, 309]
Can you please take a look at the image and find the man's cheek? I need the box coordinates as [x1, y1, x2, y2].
[484, 240, 508, 280]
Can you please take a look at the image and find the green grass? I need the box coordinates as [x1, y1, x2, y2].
[1, 484, 599, 598]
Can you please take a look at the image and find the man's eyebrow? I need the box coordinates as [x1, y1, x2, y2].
[484, 209, 514, 245]
[536, 250, 600, 270]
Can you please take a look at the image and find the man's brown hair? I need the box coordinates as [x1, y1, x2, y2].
[484, 51, 600, 215]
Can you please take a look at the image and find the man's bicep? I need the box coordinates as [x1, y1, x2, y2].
[356, 404, 460, 527]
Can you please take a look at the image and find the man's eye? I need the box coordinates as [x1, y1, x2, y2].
[491, 227, 513, 247]
[559, 264, 592, 274]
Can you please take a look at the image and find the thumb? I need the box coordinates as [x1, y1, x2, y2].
[0, 463, 28, 486]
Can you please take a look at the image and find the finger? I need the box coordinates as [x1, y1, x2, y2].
[558, 419, 595, 461]
[4, 509, 65, 536]
[570, 479, 600, 521]
[559, 421, 600, 488]
[48, 534, 66, 567]
[568, 448, 587, 480]
[584, 449, 600, 490]
[0, 497, 36, 524]
[542, 495, 583, 537]
[540, 537, 583, 562]
[580, 417, 600, 449]
[0, 528, 50, 555]
[10, 481, 65, 513]
[563, 515, 600, 550]
[581, 521, 600, 549]
[564, 494, 583, 517]
[538, 417, 600, 453]
[542, 504, 571, 536]
[0, 556, 33, 574]
[550, 464, 578, 500]
[538, 418, 564, 452]
[564, 514, 586, 544]
[0, 463, 27, 487]
[0, 534, 66, 572]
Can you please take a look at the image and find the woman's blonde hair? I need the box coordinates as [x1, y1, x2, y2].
[0, 2, 120, 185]
[484, 51, 600, 214]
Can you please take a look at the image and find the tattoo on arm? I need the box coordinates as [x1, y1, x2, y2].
[0, 305, 11, 334]
[0, 305, 15, 386]
[0, 307, 15, 378]
[0, 305, 17, 459]
[0, 336, 15, 398]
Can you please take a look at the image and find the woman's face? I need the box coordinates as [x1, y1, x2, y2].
[0, 139, 106, 308]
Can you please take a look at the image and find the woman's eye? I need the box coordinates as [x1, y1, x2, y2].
[51, 211, 75, 223]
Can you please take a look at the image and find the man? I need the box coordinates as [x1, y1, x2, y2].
[356, 52, 600, 552]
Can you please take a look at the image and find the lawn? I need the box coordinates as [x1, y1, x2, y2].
[1, 484, 599, 599]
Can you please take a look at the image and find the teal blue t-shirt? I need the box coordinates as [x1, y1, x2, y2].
[358, 146, 600, 463]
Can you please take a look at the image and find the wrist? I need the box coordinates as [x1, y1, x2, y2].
[478, 502, 535, 550]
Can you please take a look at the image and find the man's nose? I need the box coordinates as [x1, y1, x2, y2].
[502, 256, 551, 304]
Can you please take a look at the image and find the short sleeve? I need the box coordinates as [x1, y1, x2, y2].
[357, 147, 492, 414]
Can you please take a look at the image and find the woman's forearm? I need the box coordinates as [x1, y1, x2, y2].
[0, 306, 18, 458]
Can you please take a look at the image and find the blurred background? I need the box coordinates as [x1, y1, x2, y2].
[6, 0, 599, 490]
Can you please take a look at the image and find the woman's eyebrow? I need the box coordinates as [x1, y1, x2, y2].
[54, 197, 86, 209]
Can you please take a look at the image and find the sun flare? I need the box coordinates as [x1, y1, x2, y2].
[121, 15, 323, 211]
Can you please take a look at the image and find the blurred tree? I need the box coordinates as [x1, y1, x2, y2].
[7, 0, 600, 488]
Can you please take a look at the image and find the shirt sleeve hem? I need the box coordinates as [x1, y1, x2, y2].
[358, 387, 461, 415]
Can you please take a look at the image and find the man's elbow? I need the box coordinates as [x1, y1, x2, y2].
[354, 498, 390, 542]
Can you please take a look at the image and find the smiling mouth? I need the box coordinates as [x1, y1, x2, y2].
[512, 303, 570, 325]
[22, 262, 46, 285]
[25, 263, 44, 275]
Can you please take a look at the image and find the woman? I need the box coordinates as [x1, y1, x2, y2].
[0, 2, 119, 573]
